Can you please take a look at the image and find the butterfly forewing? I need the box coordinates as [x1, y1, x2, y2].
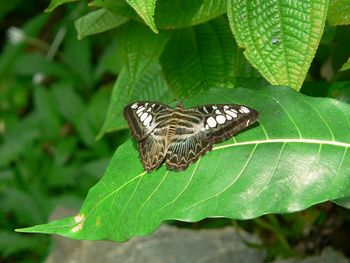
[123, 102, 173, 141]
[189, 104, 259, 144]
[124, 101, 259, 172]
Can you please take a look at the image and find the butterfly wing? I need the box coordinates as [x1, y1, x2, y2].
[123, 102, 173, 141]
[124, 101, 173, 172]
[138, 127, 168, 172]
[166, 135, 213, 171]
[165, 104, 259, 171]
[195, 104, 259, 144]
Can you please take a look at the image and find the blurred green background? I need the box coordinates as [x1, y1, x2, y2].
[1, 1, 350, 262]
[0, 1, 128, 261]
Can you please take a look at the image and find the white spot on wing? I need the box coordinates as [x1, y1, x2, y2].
[240, 106, 250, 113]
[205, 124, 209, 130]
[216, 115, 226, 124]
[136, 106, 145, 114]
[212, 106, 218, 110]
[215, 109, 222, 115]
[225, 110, 237, 118]
[140, 112, 148, 122]
[143, 115, 152, 126]
[226, 114, 232, 120]
[131, 103, 138, 109]
[207, 117, 217, 128]
[147, 107, 152, 112]
[223, 106, 229, 110]
[202, 106, 208, 114]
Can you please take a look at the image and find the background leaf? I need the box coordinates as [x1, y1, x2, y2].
[116, 21, 170, 86]
[227, 0, 328, 90]
[46, 0, 77, 12]
[98, 21, 173, 137]
[18, 86, 350, 241]
[98, 64, 174, 137]
[340, 57, 350, 71]
[125, 0, 158, 33]
[160, 16, 266, 98]
[155, 0, 227, 29]
[91, 0, 227, 30]
[75, 9, 128, 39]
[327, 0, 350, 26]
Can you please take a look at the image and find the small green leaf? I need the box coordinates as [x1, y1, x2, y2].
[327, 0, 350, 26]
[45, 0, 77, 12]
[125, 0, 158, 33]
[75, 9, 128, 39]
[227, 0, 328, 90]
[340, 56, 350, 71]
[18, 86, 350, 242]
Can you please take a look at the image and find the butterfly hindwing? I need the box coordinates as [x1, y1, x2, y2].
[165, 119, 213, 171]
[138, 127, 168, 172]
[123, 102, 172, 141]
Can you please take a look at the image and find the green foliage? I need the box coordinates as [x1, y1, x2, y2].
[18, 86, 350, 242]
[2, 0, 350, 261]
[327, 0, 350, 26]
[75, 9, 128, 39]
[228, 0, 328, 90]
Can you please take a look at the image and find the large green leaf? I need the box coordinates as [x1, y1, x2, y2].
[17, 86, 350, 241]
[227, 0, 328, 90]
[160, 16, 266, 97]
[75, 9, 128, 39]
[327, 0, 350, 26]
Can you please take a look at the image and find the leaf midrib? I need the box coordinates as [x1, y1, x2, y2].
[213, 138, 350, 151]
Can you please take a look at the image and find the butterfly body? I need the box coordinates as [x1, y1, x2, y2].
[124, 101, 259, 172]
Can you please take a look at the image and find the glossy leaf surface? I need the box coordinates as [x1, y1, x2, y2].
[18, 86, 350, 241]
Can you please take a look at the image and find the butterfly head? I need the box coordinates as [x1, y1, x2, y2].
[175, 101, 184, 111]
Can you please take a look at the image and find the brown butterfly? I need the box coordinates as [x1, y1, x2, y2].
[124, 102, 259, 172]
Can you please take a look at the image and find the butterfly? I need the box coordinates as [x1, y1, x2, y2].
[124, 101, 259, 172]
